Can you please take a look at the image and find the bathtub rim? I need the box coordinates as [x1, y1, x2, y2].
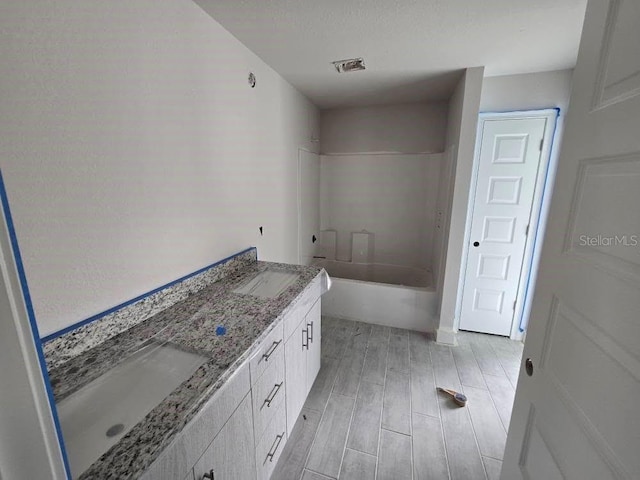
[315, 259, 434, 291]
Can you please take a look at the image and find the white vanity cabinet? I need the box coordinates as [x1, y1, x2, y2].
[284, 297, 321, 437]
[193, 393, 255, 480]
[141, 275, 323, 480]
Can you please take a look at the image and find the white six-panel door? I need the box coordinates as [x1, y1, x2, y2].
[459, 117, 547, 336]
[503, 0, 640, 478]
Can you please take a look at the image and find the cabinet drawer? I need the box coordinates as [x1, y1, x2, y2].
[255, 401, 287, 480]
[252, 346, 285, 443]
[284, 276, 321, 341]
[250, 322, 284, 384]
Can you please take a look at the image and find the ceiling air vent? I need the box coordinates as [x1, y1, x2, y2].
[332, 58, 366, 73]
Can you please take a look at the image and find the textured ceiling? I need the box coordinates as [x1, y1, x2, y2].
[194, 0, 587, 109]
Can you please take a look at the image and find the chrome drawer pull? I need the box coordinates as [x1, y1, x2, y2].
[266, 432, 285, 463]
[262, 382, 283, 409]
[307, 321, 313, 343]
[202, 469, 215, 480]
[302, 329, 308, 349]
[262, 340, 281, 361]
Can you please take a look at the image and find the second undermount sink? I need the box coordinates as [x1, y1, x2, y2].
[233, 269, 299, 299]
[57, 343, 207, 479]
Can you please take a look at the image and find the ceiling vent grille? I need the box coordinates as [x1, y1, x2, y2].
[332, 58, 366, 73]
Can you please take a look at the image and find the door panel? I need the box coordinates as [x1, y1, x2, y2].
[460, 118, 547, 335]
[503, 1, 640, 479]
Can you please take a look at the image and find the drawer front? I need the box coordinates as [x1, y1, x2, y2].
[283, 276, 321, 341]
[252, 346, 285, 443]
[250, 321, 284, 384]
[255, 401, 287, 480]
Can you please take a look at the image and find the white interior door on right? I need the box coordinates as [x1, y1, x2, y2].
[503, 0, 640, 478]
[459, 116, 548, 336]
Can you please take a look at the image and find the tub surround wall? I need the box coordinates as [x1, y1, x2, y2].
[320, 153, 442, 269]
[43, 248, 257, 371]
[0, 0, 319, 338]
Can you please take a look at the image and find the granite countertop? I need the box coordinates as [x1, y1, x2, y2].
[49, 260, 323, 479]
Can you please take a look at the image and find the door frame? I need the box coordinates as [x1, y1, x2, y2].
[0, 171, 69, 478]
[455, 109, 560, 340]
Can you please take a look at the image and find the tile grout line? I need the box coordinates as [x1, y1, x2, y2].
[428, 340, 453, 480]
[455, 338, 494, 480]
[407, 333, 415, 480]
[374, 327, 391, 480]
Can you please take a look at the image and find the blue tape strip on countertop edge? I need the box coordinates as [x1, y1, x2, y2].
[518, 107, 561, 333]
[0, 170, 73, 479]
[41, 245, 257, 344]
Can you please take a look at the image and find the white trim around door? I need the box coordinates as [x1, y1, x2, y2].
[455, 109, 559, 340]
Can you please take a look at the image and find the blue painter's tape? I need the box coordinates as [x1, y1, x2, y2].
[0, 170, 72, 479]
[215, 326, 226, 336]
[518, 108, 561, 332]
[41, 246, 257, 343]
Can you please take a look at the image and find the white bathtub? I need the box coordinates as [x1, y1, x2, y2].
[316, 260, 437, 332]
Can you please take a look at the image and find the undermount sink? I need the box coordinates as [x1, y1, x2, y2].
[233, 269, 299, 299]
[57, 343, 207, 479]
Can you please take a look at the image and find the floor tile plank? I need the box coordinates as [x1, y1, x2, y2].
[272, 408, 322, 480]
[304, 356, 339, 412]
[430, 343, 462, 391]
[483, 373, 515, 431]
[483, 456, 503, 480]
[361, 341, 388, 386]
[381, 371, 411, 435]
[387, 333, 410, 373]
[346, 380, 383, 455]
[412, 412, 450, 480]
[306, 394, 355, 478]
[463, 385, 507, 460]
[301, 469, 334, 480]
[377, 429, 412, 480]
[339, 449, 376, 480]
[468, 336, 505, 377]
[332, 348, 366, 398]
[452, 344, 487, 389]
[438, 394, 487, 480]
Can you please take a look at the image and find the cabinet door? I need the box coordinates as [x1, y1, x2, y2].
[284, 320, 308, 437]
[193, 394, 256, 480]
[305, 300, 322, 395]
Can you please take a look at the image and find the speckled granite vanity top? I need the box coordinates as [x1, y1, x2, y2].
[48, 260, 323, 479]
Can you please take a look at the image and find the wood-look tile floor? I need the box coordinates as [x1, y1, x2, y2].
[272, 317, 524, 480]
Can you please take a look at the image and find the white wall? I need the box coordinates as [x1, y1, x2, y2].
[0, 0, 319, 337]
[319, 101, 448, 270]
[436, 67, 485, 344]
[320, 153, 442, 269]
[480, 70, 574, 113]
[320, 102, 448, 154]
